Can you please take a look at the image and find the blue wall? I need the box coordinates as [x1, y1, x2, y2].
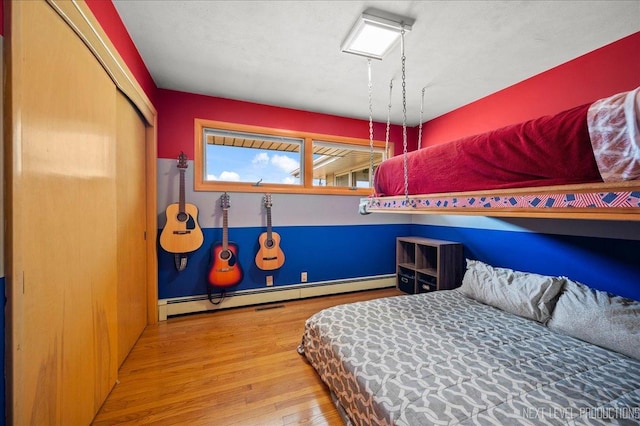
[159, 224, 410, 299]
[157, 158, 640, 304]
[158, 216, 640, 303]
[412, 224, 640, 301]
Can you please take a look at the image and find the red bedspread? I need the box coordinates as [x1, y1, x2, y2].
[374, 103, 603, 196]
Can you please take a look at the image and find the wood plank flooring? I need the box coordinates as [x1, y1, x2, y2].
[92, 288, 403, 425]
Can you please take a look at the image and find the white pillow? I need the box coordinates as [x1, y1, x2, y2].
[547, 279, 640, 361]
[459, 259, 564, 323]
[587, 87, 640, 182]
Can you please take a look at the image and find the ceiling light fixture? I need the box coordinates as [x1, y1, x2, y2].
[341, 9, 414, 60]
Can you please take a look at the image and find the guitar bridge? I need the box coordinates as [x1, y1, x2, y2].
[173, 230, 192, 235]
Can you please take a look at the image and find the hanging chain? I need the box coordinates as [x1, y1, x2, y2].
[367, 59, 375, 188]
[385, 80, 393, 157]
[418, 87, 425, 150]
[401, 29, 409, 203]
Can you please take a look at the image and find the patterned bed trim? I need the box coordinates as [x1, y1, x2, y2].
[366, 190, 640, 210]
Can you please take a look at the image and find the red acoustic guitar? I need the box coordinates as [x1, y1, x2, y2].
[208, 193, 243, 288]
[255, 194, 285, 270]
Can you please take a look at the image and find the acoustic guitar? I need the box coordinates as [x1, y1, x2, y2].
[255, 194, 285, 270]
[208, 193, 243, 287]
[160, 152, 204, 254]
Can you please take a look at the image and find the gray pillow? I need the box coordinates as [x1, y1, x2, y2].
[459, 259, 564, 323]
[547, 279, 640, 361]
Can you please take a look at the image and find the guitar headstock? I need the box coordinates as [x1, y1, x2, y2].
[221, 193, 230, 210]
[264, 193, 272, 209]
[177, 152, 188, 170]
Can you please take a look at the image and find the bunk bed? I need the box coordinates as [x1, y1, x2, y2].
[298, 260, 640, 425]
[361, 88, 640, 220]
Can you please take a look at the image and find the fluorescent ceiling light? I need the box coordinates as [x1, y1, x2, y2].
[341, 9, 414, 60]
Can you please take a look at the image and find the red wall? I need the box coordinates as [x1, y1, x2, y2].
[423, 31, 640, 146]
[157, 89, 410, 160]
[84, 1, 639, 160]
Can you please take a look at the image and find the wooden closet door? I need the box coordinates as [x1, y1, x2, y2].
[116, 92, 148, 366]
[7, 1, 118, 424]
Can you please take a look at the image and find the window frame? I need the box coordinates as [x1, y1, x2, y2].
[194, 118, 391, 195]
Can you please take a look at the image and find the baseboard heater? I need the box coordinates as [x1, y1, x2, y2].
[157, 274, 395, 321]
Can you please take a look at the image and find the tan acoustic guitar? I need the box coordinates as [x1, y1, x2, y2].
[160, 152, 204, 254]
[255, 194, 285, 270]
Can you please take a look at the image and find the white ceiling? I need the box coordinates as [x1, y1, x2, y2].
[113, 1, 640, 126]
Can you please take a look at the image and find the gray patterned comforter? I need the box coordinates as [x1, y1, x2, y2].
[299, 290, 640, 425]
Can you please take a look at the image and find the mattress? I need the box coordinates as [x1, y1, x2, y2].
[299, 290, 640, 425]
[373, 88, 640, 197]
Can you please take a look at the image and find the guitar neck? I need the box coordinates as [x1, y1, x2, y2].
[179, 169, 186, 213]
[266, 206, 272, 241]
[222, 209, 229, 251]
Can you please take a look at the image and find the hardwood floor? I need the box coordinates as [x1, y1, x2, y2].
[92, 288, 402, 425]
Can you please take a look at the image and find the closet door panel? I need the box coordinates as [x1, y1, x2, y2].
[10, 1, 118, 424]
[116, 91, 148, 366]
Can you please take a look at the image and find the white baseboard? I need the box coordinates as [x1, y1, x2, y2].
[157, 275, 395, 321]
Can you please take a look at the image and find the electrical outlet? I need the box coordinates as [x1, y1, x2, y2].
[301, 272, 308, 282]
[266, 276, 273, 286]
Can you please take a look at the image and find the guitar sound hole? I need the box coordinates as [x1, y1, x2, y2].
[220, 250, 231, 261]
[265, 240, 274, 249]
[176, 212, 188, 222]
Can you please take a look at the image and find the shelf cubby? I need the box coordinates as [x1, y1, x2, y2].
[395, 237, 464, 294]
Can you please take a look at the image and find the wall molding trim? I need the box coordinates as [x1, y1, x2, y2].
[47, 0, 156, 123]
[158, 275, 395, 320]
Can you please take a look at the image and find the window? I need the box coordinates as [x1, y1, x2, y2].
[195, 119, 390, 195]
[202, 128, 303, 185]
[309, 140, 385, 188]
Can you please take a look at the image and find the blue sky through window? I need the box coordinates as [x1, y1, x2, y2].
[205, 144, 301, 185]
